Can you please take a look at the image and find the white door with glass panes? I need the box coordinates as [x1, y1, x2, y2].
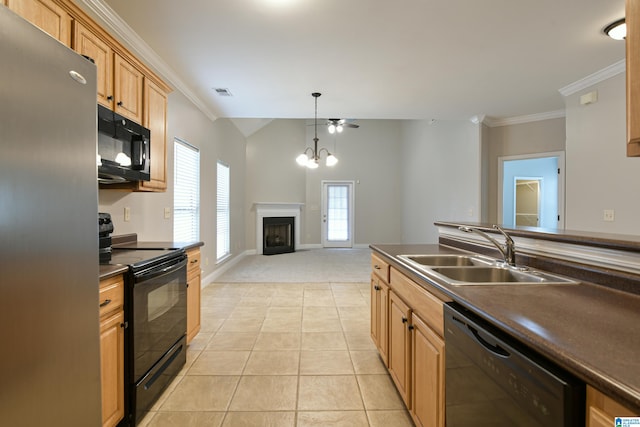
[321, 181, 354, 248]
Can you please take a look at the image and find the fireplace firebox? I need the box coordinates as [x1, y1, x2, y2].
[263, 216, 295, 255]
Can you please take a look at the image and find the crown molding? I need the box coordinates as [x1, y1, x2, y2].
[484, 110, 566, 128]
[558, 59, 626, 96]
[76, 0, 218, 123]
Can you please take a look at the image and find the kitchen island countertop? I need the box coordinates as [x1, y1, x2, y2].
[371, 243, 640, 414]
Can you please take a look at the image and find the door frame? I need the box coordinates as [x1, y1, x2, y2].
[321, 180, 355, 248]
[498, 151, 565, 229]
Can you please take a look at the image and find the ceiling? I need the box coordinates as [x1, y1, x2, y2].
[96, 0, 626, 123]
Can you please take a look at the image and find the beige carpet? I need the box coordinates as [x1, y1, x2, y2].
[214, 248, 372, 283]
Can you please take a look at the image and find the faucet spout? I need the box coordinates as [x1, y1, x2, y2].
[458, 225, 516, 266]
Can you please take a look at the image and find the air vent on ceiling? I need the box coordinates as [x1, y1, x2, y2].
[214, 88, 233, 96]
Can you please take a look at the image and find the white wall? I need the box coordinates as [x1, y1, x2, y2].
[565, 73, 640, 234]
[400, 120, 482, 243]
[245, 119, 403, 249]
[99, 90, 247, 279]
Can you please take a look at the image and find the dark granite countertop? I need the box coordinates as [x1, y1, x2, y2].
[99, 264, 129, 281]
[370, 243, 640, 413]
[112, 234, 204, 251]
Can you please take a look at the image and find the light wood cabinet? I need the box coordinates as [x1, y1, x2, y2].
[371, 253, 448, 427]
[388, 290, 412, 407]
[99, 275, 125, 427]
[628, 0, 640, 155]
[140, 79, 168, 191]
[113, 54, 144, 123]
[370, 274, 389, 366]
[411, 313, 445, 427]
[74, 22, 113, 109]
[186, 247, 201, 344]
[6, 0, 71, 46]
[8, 0, 171, 192]
[586, 385, 637, 427]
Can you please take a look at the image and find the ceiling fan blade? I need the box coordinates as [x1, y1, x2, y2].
[343, 123, 359, 128]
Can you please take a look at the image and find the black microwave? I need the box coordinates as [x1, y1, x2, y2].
[97, 104, 151, 183]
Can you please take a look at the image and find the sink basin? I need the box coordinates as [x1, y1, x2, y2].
[399, 254, 495, 267]
[429, 266, 578, 285]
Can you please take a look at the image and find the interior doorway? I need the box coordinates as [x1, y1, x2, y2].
[321, 181, 354, 248]
[498, 152, 565, 229]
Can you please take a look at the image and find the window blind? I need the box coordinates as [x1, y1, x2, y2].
[173, 139, 200, 242]
[217, 161, 230, 260]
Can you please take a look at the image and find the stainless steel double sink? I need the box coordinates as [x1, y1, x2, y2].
[398, 254, 578, 286]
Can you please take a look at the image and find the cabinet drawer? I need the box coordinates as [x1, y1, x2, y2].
[372, 253, 390, 282]
[99, 275, 124, 318]
[390, 267, 448, 337]
[186, 248, 201, 274]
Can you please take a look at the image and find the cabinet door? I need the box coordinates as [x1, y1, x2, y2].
[370, 275, 389, 366]
[74, 22, 113, 108]
[100, 310, 125, 427]
[140, 78, 168, 191]
[7, 0, 71, 46]
[114, 54, 143, 123]
[388, 290, 411, 407]
[411, 313, 445, 427]
[186, 271, 201, 344]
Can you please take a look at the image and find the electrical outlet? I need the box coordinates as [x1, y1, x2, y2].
[603, 209, 615, 222]
[124, 206, 131, 222]
[164, 207, 171, 219]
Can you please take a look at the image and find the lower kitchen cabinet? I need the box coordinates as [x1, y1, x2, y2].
[99, 275, 125, 427]
[411, 313, 445, 427]
[371, 254, 448, 427]
[370, 273, 389, 366]
[388, 290, 412, 407]
[186, 247, 201, 344]
[586, 385, 636, 427]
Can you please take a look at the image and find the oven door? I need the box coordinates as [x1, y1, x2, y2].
[132, 255, 187, 382]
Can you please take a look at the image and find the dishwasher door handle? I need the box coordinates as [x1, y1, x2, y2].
[468, 325, 510, 357]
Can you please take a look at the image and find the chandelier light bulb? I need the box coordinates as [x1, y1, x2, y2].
[336, 124, 343, 133]
[326, 154, 338, 166]
[296, 153, 309, 166]
[306, 158, 319, 169]
[328, 124, 336, 134]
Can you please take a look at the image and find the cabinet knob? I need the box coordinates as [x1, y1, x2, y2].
[374, 285, 380, 291]
[99, 299, 111, 308]
[120, 321, 128, 329]
[402, 317, 408, 323]
[374, 265, 380, 270]
[107, 95, 113, 101]
[408, 325, 415, 331]
[117, 101, 123, 106]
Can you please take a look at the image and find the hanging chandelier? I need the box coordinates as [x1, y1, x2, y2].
[296, 92, 338, 169]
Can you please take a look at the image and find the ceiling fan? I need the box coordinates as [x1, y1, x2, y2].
[326, 118, 359, 134]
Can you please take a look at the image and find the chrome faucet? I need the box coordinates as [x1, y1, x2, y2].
[459, 225, 516, 266]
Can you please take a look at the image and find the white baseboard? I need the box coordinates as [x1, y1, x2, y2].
[202, 250, 250, 287]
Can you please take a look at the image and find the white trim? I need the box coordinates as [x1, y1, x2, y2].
[497, 151, 565, 229]
[438, 226, 640, 276]
[321, 181, 355, 248]
[558, 59, 626, 96]
[485, 110, 565, 128]
[77, 0, 218, 122]
[254, 203, 304, 254]
[202, 250, 249, 286]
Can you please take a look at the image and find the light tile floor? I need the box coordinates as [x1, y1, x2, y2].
[139, 281, 414, 426]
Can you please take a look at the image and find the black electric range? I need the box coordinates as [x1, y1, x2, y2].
[107, 248, 185, 273]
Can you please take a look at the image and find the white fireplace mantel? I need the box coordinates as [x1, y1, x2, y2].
[254, 203, 303, 254]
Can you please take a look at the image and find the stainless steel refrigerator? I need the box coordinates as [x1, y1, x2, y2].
[0, 6, 102, 426]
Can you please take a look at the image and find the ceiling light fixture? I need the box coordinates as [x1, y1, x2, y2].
[296, 92, 338, 168]
[604, 18, 626, 40]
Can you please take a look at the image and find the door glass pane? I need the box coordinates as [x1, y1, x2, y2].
[327, 185, 349, 241]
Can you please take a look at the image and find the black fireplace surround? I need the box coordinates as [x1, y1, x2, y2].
[263, 216, 295, 255]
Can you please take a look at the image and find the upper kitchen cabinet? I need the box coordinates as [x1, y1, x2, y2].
[74, 22, 144, 124]
[140, 79, 168, 191]
[628, 0, 640, 155]
[6, 0, 72, 46]
[74, 22, 112, 109]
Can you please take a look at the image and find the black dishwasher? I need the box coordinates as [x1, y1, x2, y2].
[444, 302, 584, 427]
